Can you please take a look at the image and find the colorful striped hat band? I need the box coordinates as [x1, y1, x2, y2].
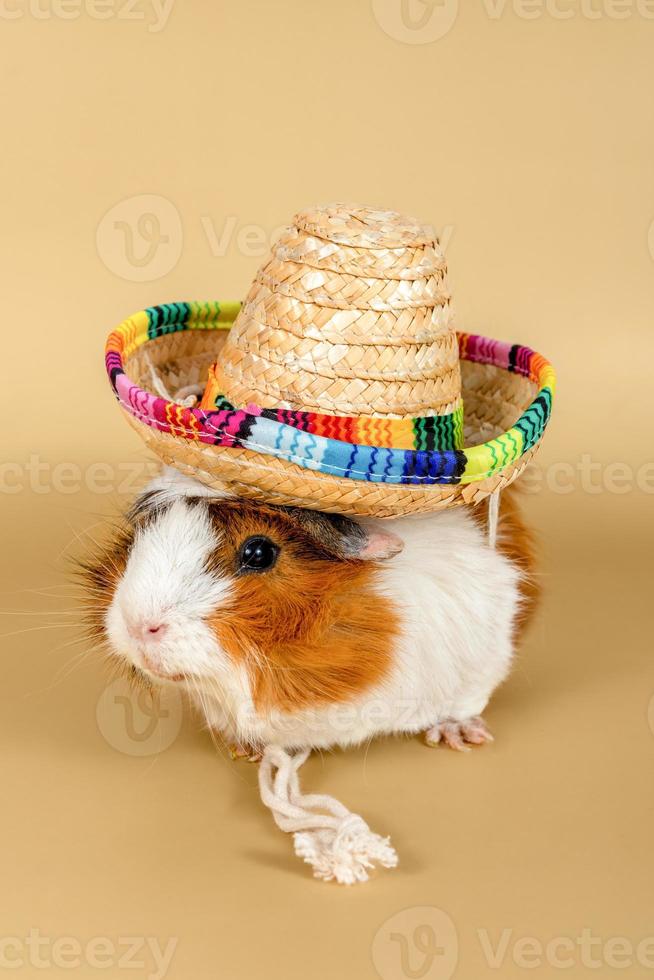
[104, 204, 555, 517]
[105, 302, 554, 488]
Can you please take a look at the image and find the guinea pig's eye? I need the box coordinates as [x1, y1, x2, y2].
[237, 536, 279, 573]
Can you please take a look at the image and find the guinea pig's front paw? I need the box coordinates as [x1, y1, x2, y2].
[227, 740, 263, 763]
[424, 716, 494, 752]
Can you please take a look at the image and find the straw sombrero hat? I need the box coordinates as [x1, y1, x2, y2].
[105, 203, 555, 518]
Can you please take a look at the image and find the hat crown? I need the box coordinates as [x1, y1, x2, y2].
[215, 203, 462, 420]
[295, 202, 436, 249]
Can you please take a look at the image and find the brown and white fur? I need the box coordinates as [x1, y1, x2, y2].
[81, 468, 538, 756]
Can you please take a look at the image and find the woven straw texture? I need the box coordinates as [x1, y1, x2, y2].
[104, 205, 555, 518]
[214, 203, 459, 418]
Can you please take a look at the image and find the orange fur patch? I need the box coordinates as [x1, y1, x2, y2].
[206, 503, 399, 714]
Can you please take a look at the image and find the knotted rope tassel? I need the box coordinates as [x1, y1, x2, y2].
[258, 746, 398, 885]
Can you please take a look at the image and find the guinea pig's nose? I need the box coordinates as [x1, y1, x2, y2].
[126, 619, 167, 642]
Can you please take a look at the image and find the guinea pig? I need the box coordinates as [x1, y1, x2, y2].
[80, 467, 538, 757]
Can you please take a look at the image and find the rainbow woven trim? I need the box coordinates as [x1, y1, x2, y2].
[202, 370, 464, 453]
[105, 301, 556, 486]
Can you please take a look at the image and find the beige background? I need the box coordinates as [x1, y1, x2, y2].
[1, 1, 653, 978]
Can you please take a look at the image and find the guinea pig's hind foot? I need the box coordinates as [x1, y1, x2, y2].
[424, 716, 494, 752]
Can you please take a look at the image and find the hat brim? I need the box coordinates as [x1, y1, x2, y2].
[105, 301, 555, 518]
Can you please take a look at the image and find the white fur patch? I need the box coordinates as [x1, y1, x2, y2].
[106, 497, 232, 681]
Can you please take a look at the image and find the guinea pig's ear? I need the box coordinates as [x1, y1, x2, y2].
[282, 508, 404, 561]
[355, 522, 405, 560]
